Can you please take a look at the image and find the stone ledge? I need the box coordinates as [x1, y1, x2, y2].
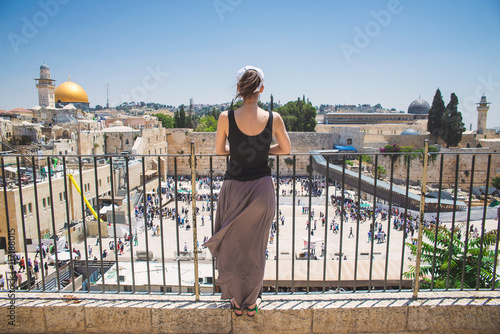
[0, 291, 499, 333]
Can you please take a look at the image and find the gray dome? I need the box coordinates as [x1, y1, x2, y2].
[40, 63, 49, 70]
[408, 99, 430, 114]
[401, 128, 420, 135]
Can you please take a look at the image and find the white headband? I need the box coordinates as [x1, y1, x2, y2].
[236, 65, 265, 93]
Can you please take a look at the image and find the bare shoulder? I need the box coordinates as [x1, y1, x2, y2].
[219, 111, 229, 119]
[272, 112, 285, 124]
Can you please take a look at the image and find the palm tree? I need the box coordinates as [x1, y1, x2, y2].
[404, 224, 499, 289]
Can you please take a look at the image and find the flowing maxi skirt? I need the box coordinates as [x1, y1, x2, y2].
[204, 176, 275, 309]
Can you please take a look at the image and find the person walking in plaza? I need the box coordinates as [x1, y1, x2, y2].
[204, 65, 291, 317]
[33, 258, 39, 280]
[19, 256, 25, 273]
[348, 227, 354, 238]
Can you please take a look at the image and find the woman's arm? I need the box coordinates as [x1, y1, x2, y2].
[269, 112, 291, 155]
[215, 111, 230, 155]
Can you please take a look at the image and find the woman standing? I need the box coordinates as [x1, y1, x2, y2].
[204, 66, 291, 316]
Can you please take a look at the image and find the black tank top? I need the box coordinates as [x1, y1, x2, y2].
[224, 109, 273, 181]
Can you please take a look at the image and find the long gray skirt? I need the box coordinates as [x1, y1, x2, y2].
[204, 176, 275, 309]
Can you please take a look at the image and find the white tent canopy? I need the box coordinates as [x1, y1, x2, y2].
[99, 204, 119, 214]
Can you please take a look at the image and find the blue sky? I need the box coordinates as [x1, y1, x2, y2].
[0, 0, 499, 129]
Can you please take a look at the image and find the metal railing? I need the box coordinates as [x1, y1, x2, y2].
[1, 142, 499, 299]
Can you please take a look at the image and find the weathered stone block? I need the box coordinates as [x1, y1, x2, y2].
[407, 305, 500, 332]
[85, 305, 152, 333]
[313, 306, 407, 333]
[0, 303, 45, 333]
[45, 304, 85, 333]
[152, 308, 231, 333]
[233, 309, 311, 334]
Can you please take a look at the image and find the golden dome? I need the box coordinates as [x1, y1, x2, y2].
[55, 79, 89, 103]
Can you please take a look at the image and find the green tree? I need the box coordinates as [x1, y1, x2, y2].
[270, 94, 274, 112]
[404, 225, 499, 289]
[178, 105, 187, 128]
[195, 115, 218, 132]
[275, 98, 316, 132]
[209, 107, 221, 120]
[376, 165, 386, 179]
[491, 177, 500, 191]
[174, 110, 180, 128]
[442, 93, 465, 148]
[154, 113, 175, 128]
[428, 89, 446, 143]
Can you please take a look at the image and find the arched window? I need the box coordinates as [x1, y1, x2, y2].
[476, 143, 482, 148]
[125, 139, 129, 145]
[347, 138, 352, 145]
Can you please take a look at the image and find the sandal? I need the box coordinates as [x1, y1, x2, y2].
[230, 299, 243, 316]
[246, 296, 262, 317]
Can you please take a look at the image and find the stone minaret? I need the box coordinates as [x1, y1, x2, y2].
[476, 95, 491, 134]
[35, 63, 56, 108]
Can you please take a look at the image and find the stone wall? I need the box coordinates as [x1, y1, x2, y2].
[1, 291, 498, 333]
[377, 147, 500, 189]
[104, 130, 140, 154]
[78, 131, 105, 156]
[165, 129, 336, 176]
[164, 129, 500, 187]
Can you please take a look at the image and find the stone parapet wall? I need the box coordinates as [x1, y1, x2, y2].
[1, 291, 498, 333]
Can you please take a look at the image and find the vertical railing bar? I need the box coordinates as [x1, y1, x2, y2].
[275, 157, 280, 294]
[446, 155, 460, 290]
[399, 154, 411, 291]
[430, 154, 444, 291]
[476, 154, 491, 290]
[306, 155, 312, 293]
[461, 154, 476, 290]
[384, 156, 395, 291]
[15, 157, 31, 291]
[291, 155, 296, 294]
[31, 156, 45, 291]
[93, 156, 105, 292]
[337, 155, 346, 292]
[62, 157, 76, 292]
[47, 156, 60, 291]
[322, 156, 330, 293]
[209, 156, 216, 294]
[368, 154, 378, 292]
[354, 154, 362, 293]
[413, 140, 429, 299]
[109, 156, 120, 293]
[77, 156, 90, 293]
[1, 158, 17, 292]
[125, 156, 136, 293]
[491, 206, 500, 291]
[158, 156, 166, 294]
[174, 158, 182, 294]
[141, 156, 151, 293]
[190, 142, 200, 301]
